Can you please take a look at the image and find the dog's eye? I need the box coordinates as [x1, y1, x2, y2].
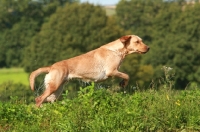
[136, 41, 140, 44]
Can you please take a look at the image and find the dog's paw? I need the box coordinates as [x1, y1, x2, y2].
[119, 80, 125, 88]
[35, 97, 42, 107]
[35, 97, 40, 103]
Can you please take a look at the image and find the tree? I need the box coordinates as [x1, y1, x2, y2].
[120, 55, 153, 89]
[143, 2, 200, 88]
[23, 3, 153, 89]
[0, 18, 39, 67]
[116, 0, 163, 42]
[0, 0, 78, 67]
[116, 0, 200, 88]
[23, 3, 126, 72]
[0, 0, 43, 67]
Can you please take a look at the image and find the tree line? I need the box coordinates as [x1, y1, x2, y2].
[0, 0, 200, 89]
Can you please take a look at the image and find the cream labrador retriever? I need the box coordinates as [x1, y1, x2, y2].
[30, 35, 149, 107]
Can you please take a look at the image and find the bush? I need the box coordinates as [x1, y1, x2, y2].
[0, 81, 34, 103]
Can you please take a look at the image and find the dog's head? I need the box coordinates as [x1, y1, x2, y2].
[120, 35, 150, 54]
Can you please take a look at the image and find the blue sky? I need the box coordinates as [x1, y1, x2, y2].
[80, 0, 119, 5]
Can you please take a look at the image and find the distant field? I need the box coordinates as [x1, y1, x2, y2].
[103, 6, 116, 16]
[0, 68, 29, 86]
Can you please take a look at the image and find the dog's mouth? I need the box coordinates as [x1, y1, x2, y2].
[136, 50, 148, 54]
[136, 47, 150, 54]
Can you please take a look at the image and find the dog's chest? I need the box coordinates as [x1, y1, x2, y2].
[93, 70, 107, 81]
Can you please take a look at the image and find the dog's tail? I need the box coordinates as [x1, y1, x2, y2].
[29, 67, 50, 91]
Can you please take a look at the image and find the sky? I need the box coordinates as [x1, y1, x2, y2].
[80, 0, 119, 5]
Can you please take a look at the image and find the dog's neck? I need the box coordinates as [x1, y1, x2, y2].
[100, 39, 128, 59]
[115, 48, 128, 60]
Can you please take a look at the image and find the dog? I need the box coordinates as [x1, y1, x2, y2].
[30, 35, 149, 107]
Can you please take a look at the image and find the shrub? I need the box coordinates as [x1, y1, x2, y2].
[0, 81, 34, 103]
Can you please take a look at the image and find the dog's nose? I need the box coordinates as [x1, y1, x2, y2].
[147, 46, 150, 51]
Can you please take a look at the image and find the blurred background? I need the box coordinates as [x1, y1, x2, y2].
[0, 0, 200, 102]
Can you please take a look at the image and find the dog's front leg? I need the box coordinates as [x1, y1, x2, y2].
[111, 71, 129, 88]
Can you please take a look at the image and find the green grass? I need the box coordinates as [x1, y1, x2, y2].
[0, 84, 200, 131]
[0, 67, 200, 131]
[0, 68, 29, 86]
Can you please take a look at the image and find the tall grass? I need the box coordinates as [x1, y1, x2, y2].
[0, 67, 200, 131]
[0, 83, 200, 131]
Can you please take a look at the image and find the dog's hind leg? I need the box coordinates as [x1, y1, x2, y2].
[35, 83, 58, 107]
[45, 85, 64, 103]
[35, 69, 65, 107]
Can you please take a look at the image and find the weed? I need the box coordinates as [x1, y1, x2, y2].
[162, 66, 175, 90]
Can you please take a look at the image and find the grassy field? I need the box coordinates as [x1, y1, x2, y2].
[104, 6, 116, 16]
[0, 68, 29, 86]
[103, 5, 116, 16]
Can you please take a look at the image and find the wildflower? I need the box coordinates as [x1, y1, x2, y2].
[175, 100, 181, 106]
[162, 66, 173, 72]
[167, 67, 173, 71]
[166, 94, 169, 100]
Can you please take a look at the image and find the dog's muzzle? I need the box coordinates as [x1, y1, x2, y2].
[137, 46, 150, 54]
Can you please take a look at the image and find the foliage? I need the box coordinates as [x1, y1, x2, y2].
[120, 55, 153, 88]
[0, 0, 78, 67]
[1, 0, 200, 91]
[0, 83, 200, 131]
[23, 2, 153, 88]
[23, 3, 127, 72]
[116, 0, 200, 88]
[116, 0, 163, 42]
[0, 19, 40, 67]
[0, 81, 34, 103]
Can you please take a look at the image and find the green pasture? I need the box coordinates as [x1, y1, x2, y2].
[0, 68, 29, 86]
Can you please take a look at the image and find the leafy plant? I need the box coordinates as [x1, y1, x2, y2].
[1, 82, 200, 131]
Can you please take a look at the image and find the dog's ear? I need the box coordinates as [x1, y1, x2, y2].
[120, 35, 132, 44]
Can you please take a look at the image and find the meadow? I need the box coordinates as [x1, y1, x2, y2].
[0, 68, 200, 131]
[103, 6, 116, 16]
[0, 84, 200, 131]
[0, 68, 29, 86]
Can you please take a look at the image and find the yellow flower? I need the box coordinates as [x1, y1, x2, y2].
[175, 100, 180, 106]
[166, 95, 169, 100]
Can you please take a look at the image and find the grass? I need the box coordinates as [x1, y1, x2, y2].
[0, 84, 200, 131]
[0, 67, 200, 131]
[0, 68, 29, 86]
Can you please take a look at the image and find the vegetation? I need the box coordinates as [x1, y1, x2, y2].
[22, 2, 152, 87]
[116, 0, 200, 88]
[0, 81, 33, 103]
[1, 0, 200, 131]
[23, 2, 127, 72]
[0, 68, 199, 131]
[0, 68, 29, 85]
[0, 0, 199, 88]
[0, 0, 199, 87]
[0, 0, 71, 67]
[0, 83, 200, 131]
